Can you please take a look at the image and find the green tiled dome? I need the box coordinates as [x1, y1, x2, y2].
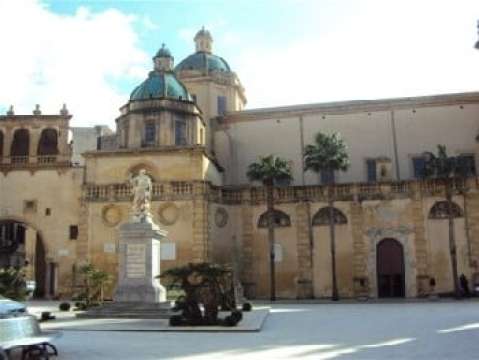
[175, 52, 231, 73]
[130, 71, 191, 101]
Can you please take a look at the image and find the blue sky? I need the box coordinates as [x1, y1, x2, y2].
[1, 0, 478, 127]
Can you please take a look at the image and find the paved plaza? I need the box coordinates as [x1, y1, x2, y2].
[24, 300, 479, 359]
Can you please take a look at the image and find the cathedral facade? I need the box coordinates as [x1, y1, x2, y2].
[1, 28, 479, 299]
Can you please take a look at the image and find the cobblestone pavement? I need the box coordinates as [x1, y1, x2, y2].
[25, 301, 479, 359]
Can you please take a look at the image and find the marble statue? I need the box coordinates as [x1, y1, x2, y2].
[129, 169, 153, 223]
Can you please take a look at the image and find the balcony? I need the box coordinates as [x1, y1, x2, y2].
[0, 155, 71, 170]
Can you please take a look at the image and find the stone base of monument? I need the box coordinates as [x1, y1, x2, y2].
[115, 221, 167, 303]
[76, 301, 173, 319]
[78, 221, 172, 319]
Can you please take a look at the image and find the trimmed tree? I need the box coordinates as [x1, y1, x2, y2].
[304, 132, 350, 301]
[423, 145, 470, 298]
[247, 155, 293, 301]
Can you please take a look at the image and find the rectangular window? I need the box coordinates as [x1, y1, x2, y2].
[459, 154, 476, 176]
[412, 157, 426, 179]
[217, 96, 227, 116]
[175, 120, 187, 145]
[320, 169, 335, 184]
[366, 159, 377, 182]
[144, 122, 156, 145]
[69, 225, 78, 240]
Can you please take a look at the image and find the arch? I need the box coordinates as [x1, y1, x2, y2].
[258, 209, 291, 228]
[0, 130, 3, 158]
[125, 162, 159, 181]
[0, 217, 47, 298]
[376, 238, 405, 298]
[312, 206, 348, 226]
[428, 201, 463, 220]
[37, 128, 59, 156]
[10, 128, 29, 157]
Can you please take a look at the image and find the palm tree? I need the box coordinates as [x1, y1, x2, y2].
[304, 132, 350, 301]
[423, 145, 470, 298]
[247, 155, 293, 301]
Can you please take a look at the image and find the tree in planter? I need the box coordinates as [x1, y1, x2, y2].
[78, 264, 111, 307]
[303, 132, 350, 301]
[423, 145, 471, 298]
[159, 262, 242, 326]
[247, 155, 293, 301]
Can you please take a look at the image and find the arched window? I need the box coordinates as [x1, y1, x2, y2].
[428, 201, 463, 219]
[312, 206, 348, 226]
[143, 122, 156, 146]
[10, 129, 29, 157]
[258, 209, 291, 228]
[175, 119, 187, 145]
[37, 128, 58, 155]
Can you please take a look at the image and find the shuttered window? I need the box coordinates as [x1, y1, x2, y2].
[367, 159, 377, 182]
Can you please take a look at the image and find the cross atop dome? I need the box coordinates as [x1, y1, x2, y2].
[194, 26, 213, 53]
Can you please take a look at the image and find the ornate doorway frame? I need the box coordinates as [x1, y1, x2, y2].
[376, 238, 405, 297]
[367, 226, 417, 298]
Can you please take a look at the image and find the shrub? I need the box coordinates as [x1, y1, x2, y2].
[59, 302, 71, 311]
[78, 264, 112, 306]
[242, 302, 252, 312]
[74, 302, 88, 311]
[0, 267, 28, 301]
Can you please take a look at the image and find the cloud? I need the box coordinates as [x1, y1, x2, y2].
[0, 0, 149, 127]
[236, 0, 479, 109]
[142, 15, 159, 30]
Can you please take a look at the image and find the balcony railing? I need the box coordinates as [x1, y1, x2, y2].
[84, 181, 195, 202]
[0, 155, 70, 169]
[10, 156, 28, 164]
[82, 177, 477, 204]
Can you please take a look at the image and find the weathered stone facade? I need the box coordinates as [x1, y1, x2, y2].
[1, 29, 479, 300]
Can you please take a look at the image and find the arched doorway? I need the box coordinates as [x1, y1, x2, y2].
[0, 220, 47, 298]
[377, 238, 405, 298]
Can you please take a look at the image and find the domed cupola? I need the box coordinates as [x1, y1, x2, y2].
[175, 27, 231, 74]
[130, 44, 192, 101]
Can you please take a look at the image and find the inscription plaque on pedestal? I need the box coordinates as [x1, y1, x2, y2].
[126, 244, 146, 278]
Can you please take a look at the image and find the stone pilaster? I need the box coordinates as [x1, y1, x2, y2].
[76, 202, 90, 263]
[350, 201, 368, 297]
[294, 202, 313, 298]
[240, 189, 255, 298]
[411, 198, 429, 296]
[192, 182, 209, 262]
[28, 128, 40, 162]
[465, 193, 479, 271]
[2, 127, 12, 158]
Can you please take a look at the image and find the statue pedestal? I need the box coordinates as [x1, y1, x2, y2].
[114, 221, 168, 303]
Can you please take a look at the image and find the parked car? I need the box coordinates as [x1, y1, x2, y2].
[0, 295, 27, 318]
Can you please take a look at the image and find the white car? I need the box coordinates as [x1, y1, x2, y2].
[0, 295, 27, 318]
